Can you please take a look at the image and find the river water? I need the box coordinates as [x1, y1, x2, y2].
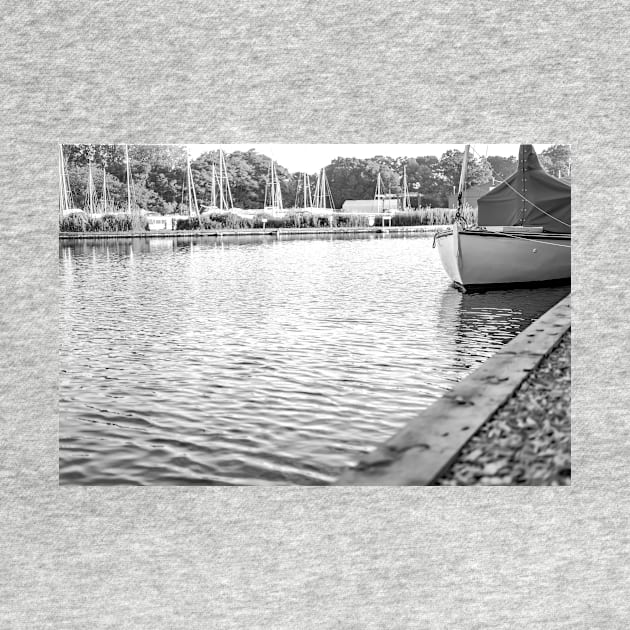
[59, 233, 569, 485]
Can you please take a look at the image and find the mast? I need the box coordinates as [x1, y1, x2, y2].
[219, 150, 234, 211]
[86, 161, 96, 214]
[322, 169, 327, 208]
[186, 153, 199, 218]
[266, 159, 283, 215]
[58, 144, 69, 216]
[456, 144, 470, 222]
[101, 164, 108, 213]
[219, 149, 226, 211]
[314, 169, 331, 209]
[313, 170, 320, 207]
[211, 163, 217, 208]
[187, 154, 193, 216]
[125, 144, 132, 214]
[402, 165, 411, 211]
[320, 169, 326, 208]
[275, 162, 283, 212]
[375, 172, 383, 212]
[302, 173, 312, 210]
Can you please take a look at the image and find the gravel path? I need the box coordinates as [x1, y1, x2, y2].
[436, 331, 571, 486]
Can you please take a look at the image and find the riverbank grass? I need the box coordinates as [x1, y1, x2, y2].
[59, 207, 476, 233]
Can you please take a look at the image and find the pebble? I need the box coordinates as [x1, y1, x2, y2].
[436, 331, 571, 486]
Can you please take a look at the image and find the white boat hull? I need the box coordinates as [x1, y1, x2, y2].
[435, 225, 571, 289]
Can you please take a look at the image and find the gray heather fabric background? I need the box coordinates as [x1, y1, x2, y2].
[1, 1, 628, 627]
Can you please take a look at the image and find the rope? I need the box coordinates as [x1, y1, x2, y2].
[469, 146, 571, 229]
[432, 227, 571, 249]
[489, 230, 572, 248]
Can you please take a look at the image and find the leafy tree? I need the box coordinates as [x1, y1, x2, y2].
[539, 145, 571, 178]
[406, 156, 442, 206]
[63, 144, 531, 215]
[433, 150, 492, 205]
[191, 149, 294, 210]
[487, 155, 518, 181]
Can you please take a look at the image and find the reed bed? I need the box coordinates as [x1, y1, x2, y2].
[176, 212, 338, 230]
[59, 213, 148, 232]
[374, 206, 477, 227]
[59, 206, 477, 232]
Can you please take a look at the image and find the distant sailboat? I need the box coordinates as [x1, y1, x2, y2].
[183, 154, 201, 220]
[58, 144, 82, 217]
[264, 159, 284, 217]
[201, 149, 238, 214]
[295, 172, 313, 211]
[312, 168, 334, 214]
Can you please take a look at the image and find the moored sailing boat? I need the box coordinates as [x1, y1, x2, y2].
[434, 144, 571, 291]
[58, 144, 83, 217]
[183, 153, 201, 220]
[201, 149, 238, 214]
[264, 159, 284, 217]
[312, 168, 334, 215]
[295, 172, 314, 211]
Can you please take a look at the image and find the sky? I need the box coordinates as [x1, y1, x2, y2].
[188, 144, 552, 174]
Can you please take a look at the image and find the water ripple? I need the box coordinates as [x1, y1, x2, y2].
[60, 234, 568, 485]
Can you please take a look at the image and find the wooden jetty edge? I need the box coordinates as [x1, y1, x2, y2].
[58, 225, 444, 239]
[336, 294, 571, 486]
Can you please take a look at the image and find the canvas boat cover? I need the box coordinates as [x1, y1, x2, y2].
[477, 145, 571, 233]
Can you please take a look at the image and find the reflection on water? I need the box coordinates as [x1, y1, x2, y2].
[59, 234, 569, 485]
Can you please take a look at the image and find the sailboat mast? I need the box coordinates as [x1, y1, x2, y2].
[87, 161, 95, 214]
[190, 159, 199, 218]
[271, 160, 276, 211]
[59, 145, 66, 215]
[322, 170, 326, 207]
[303, 173, 309, 210]
[125, 144, 132, 214]
[218, 150, 224, 211]
[375, 172, 383, 212]
[102, 164, 108, 213]
[224, 154, 234, 211]
[211, 163, 217, 208]
[187, 154, 192, 216]
[59, 144, 74, 215]
[458, 145, 470, 198]
[455, 144, 470, 221]
[402, 165, 410, 211]
[276, 168, 283, 210]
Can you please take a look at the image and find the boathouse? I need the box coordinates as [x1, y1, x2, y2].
[448, 182, 497, 209]
[341, 198, 399, 213]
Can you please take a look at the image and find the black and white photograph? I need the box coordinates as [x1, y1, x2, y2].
[59, 143, 571, 485]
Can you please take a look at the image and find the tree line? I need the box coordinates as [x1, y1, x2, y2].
[62, 144, 571, 215]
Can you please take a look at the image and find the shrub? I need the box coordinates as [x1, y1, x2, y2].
[177, 213, 257, 230]
[59, 212, 88, 232]
[373, 205, 477, 227]
[335, 214, 371, 228]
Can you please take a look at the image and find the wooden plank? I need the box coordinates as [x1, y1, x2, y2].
[336, 295, 571, 486]
[58, 225, 447, 239]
